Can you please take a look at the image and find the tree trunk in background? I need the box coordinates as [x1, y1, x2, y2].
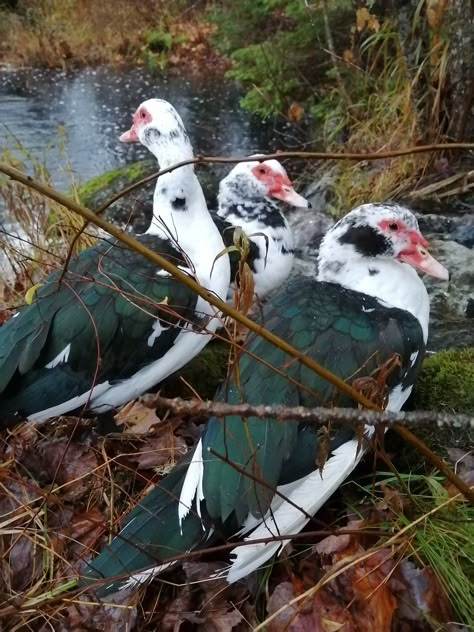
[377, 0, 473, 141]
[445, 0, 474, 140]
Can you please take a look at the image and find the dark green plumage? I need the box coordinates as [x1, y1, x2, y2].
[0, 235, 199, 421]
[201, 277, 424, 524]
[84, 274, 425, 595]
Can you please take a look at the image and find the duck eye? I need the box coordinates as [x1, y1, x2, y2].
[140, 110, 146, 119]
[258, 167, 266, 175]
[389, 222, 399, 231]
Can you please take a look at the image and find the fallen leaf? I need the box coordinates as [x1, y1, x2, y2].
[447, 448, 474, 486]
[396, 559, 452, 624]
[161, 584, 193, 632]
[64, 509, 106, 559]
[314, 533, 352, 556]
[182, 562, 245, 631]
[12, 439, 99, 501]
[376, 482, 404, 516]
[127, 432, 187, 471]
[348, 549, 397, 631]
[60, 587, 139, 631]
[115, 400, 162, 434]
[9, 534, 42, 591]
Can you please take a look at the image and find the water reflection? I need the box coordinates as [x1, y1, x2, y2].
[0, 65, 282, 189]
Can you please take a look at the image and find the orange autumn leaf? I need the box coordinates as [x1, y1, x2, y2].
[343, 48, 353, 64]
[356, 7, 380, 32]
[288, 101, 304, 122]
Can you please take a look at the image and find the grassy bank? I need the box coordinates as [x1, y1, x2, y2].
[0, 0, 226, 72]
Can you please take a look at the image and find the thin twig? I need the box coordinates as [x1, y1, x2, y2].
[143, 394, 474, 429]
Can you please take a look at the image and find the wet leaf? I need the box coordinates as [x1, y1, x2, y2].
[127, 430, 187, 471]
[161, 584, 193, 631]
[397, 559, 452, 624]
[314, 533, 352, 556]
[9, 534, 42, 591]
[182, 562, 245, 631]
[376, 482, 404, 516]
[39, 440, 99, 501]
[59, 588, 139, 632]
[446, 448, 474, 487]
[65, 509, 106, 559]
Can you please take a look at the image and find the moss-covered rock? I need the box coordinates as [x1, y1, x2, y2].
[413, 348, 474, 414]
[78, 160, 156, 233]
[404, 348, 474, 457]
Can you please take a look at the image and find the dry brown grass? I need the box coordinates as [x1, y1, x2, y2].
[0, 0, 218, 69]
[314, 13, 454, 215]
[0, 144, 96, 314]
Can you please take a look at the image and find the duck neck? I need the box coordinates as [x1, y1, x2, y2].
[146, 165, 229, 294]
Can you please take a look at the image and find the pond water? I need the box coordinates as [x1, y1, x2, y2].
[0, 65, 291, 190]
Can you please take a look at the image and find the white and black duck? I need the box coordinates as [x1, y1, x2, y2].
[214, 158, 308, 299]
[82, 202, 449, 594]
[0, 99, 230, 424]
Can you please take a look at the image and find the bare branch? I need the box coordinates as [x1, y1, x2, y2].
[143, 394, 474, 429]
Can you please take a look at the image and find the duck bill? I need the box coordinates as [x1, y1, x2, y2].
[119, 127, 139, 142]
[399, 244, 449, 280]
[272, 185, 309, 208]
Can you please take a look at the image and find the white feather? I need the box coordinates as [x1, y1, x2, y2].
[225, 431, 372, 583]
[147, 319, 168, 347]
[178, 439, 204, 530]
[110, 561, 175, 592]
[28, 380, 110, 422]
[45, 343, 71, 369]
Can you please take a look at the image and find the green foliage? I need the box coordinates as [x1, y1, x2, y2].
[413, 348, 474, 414]
[145, 27, 173, 52]
[227, 40, 301, 117]
[210, 0, 352, 116]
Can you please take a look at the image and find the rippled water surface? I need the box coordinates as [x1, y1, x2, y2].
[0, 65, 281, 189]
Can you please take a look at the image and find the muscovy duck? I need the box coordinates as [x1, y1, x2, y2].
[83, 203, 448, 595]
[213, 158, 308, 299]
[0, 99, 230, 424]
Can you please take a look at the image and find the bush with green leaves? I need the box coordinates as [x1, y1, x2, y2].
[209, 0, 353, 117]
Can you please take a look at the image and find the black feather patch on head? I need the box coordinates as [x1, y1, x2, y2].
[339, 225, 391, 257]
[171, 197, 187, 211]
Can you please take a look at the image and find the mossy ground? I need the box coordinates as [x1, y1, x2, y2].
[403, 348, 474, 458]
[413, 347, 474, 415]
